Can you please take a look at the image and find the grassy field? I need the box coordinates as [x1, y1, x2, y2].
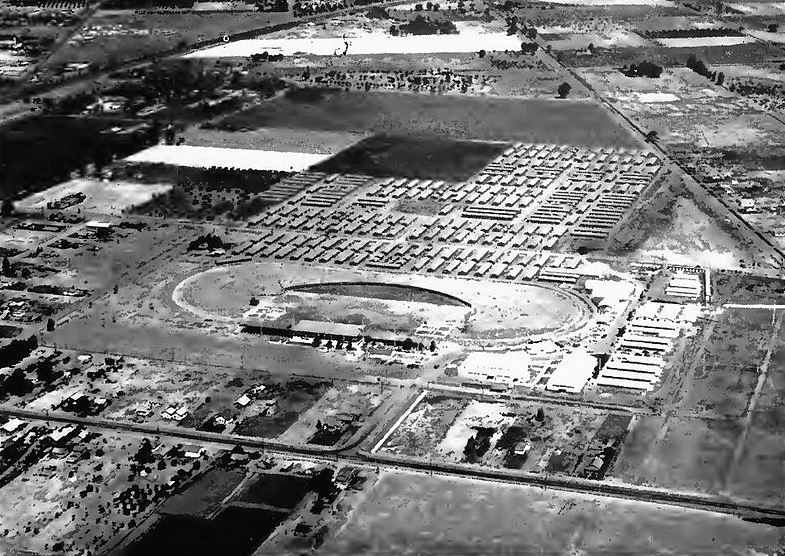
[324, 471, 784, 554]
[677, 308, 775, 419]
[311, 134, 508, 181]
[215, 90, 640, 147]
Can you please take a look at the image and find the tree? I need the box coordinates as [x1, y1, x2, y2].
[716, 71, 725, 86]
[429, 340, 437, 352]
[557, 82, 571, 98]
[401, 337, 416, 351]
[645, 130, 659, 143]
[464, 435, 478, 462]
[312, 336, 321, 347]
[249, 296, 259, 306]
[46, 318, 56, 332]
[587, 42, 595, 54]
[113, 284, 119, 294]
[536, 407, 545, 422]
[0, 199, 12, 217]
[1, 256, 12, 278]
[478, 49, 486, 58]
[325, 339, 333, 349]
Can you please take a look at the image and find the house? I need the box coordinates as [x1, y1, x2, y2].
[182, 444, 204, 459]
[1, 418, 25, 433]
[235, 394, 251, 407]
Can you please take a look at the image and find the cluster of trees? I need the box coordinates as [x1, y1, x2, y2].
[520, 42, 538, 55]
[400, 337, 437, 352]
[311, 336, 355, 351]
[249, 51, 285, 64]
[686, 54, 725, 85]
[621, 60, 663, 78]
[0, 335, 37, 369]
[187, 233, 227, 252]
[504, 15, 537, 40]
[390, 15, 457, 36]
[292, 0, 348, 17]
[729, 79, 784, 98]
[464, 429, 493, 463]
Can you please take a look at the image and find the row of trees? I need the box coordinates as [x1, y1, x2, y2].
[686, 54, 725, 85]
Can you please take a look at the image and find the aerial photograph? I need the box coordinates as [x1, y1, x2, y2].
[1, 0, 785, 553]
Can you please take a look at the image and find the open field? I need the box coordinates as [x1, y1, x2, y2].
[214, 90, 640, 147]
[181, 127, 366, 155]
[43, 9, 293, 72]
[324, 471, 784, 555]
[14, 178, 172, 216]
[610, 415, 741, 494]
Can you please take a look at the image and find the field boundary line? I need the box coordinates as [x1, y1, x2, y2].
[370, 389, 428, 454]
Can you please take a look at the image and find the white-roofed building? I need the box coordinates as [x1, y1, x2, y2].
[546, 347, 597, 394]
[458, 350, 530, 384]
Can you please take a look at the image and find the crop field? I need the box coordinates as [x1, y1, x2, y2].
[180, 127, 365, 156]
[324, 471, 784, 555]
[676, 308, 777, 419]
[158, 468, 245, 518]
[122, 507, 286, 556]
[43, 9, 293, 73]
[186, 22, 521, 58]
[611, 415, 741, 494]
[724, 318, 785, 505]
[214, 90, 640, 147]
[310, 134, 508, 181]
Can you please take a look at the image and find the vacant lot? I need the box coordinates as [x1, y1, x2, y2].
[215, 90, 639, 147]
[311, 134, 507, 181]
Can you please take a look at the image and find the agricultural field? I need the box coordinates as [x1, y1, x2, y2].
[310, 134, 508, 181]
[213, 89, 640, 147]
[324, 470, 785, 555]
[39, 9, 294, 78]
[610, 306, 785, 500]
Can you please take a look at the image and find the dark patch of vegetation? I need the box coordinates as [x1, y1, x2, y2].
[621, 60, 663, 78]
[311, 134, 507, 181]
